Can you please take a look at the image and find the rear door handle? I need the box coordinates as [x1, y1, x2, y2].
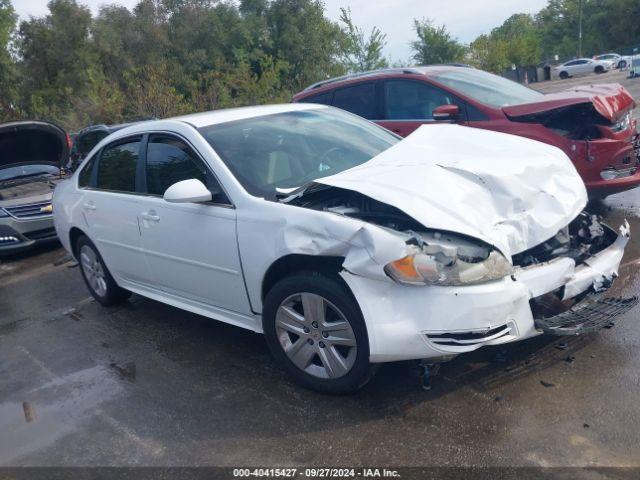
[141, 210, 160, 222]
[83, 201, 96, 211]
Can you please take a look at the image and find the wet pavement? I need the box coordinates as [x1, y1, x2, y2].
[1, 76, 640, 468]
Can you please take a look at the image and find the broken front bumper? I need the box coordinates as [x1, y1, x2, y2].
[341, 223, 633, 363]
[534, 295, 638, 335]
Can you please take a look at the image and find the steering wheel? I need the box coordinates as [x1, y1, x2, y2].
[319, 146, 347, 169]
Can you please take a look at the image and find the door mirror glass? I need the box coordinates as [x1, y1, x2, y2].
[163, 179, 212, 203]
[432, 104, 460, 121]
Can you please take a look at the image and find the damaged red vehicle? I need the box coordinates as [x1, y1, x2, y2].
[293, 66, 640, 197]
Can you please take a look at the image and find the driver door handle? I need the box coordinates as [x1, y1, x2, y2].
[83, 201, 96, 211]
[140, 210, 160, 222]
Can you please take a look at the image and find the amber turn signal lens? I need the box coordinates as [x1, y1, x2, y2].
[388, 256, 421, 280]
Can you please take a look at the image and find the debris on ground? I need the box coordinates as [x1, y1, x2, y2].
[110, 362, 137, 381]
[555, 342, 568, 350]
[22, 401, 36, 422]
[540, 380, 556, 388]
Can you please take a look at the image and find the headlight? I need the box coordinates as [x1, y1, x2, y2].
[384, 242, 513, 286]
[612, 111, 632, 133]
[0, 208, 9, 218]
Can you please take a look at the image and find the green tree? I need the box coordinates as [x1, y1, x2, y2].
[469, 13, 541, 72]
[492, 14, 541, 66]
[18, 0, 94, 123]
[410, 18, 466, 65]
[468, 34, 509, 73]
[266, 0, 345, 89]
[338, 7, 388, 73]
[0, 0, 17, 118]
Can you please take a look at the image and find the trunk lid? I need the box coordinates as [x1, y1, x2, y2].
[502, 83, 635, 123]
[305, 124, 587, 258]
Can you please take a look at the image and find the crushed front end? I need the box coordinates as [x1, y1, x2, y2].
[514, 213, 637, 335]
[337, 213, 635, 362]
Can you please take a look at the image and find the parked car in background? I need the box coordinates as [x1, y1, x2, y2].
[594, 53, 632, 69]
[0, 121, 69, 254]
[69, 122, 141, 171]
[53, 104, 636, 393]
[293, 66, 640, 197]
[554, 58, 614, 79]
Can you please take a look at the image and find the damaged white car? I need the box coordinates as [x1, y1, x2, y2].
[53, 104, 637, 393]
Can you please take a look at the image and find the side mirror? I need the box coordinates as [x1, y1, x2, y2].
[432, 104, 460, 121]
[163, 179, 212, 204]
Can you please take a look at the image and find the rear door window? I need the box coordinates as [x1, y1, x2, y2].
[96, 139, 141, 193]
[332, 82, 378, 119]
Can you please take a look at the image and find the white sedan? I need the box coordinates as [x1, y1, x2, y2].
[554, 57, 614, 79]
[53, 104, 635, 393]
[594, 53, 632, 69]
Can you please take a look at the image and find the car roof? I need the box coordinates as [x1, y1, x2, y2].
[300, 65, 473, 93]
[76, 122, 138, 136]
[170, 103, 326, 128]
[93, 104, 328, 143]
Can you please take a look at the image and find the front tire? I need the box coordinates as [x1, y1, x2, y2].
[559, 71, 569, 79]
[76, 235, 130, 306]
[595, 65, 605, 74]
[263, 272, 374, 394]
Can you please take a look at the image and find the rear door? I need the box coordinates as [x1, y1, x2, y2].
[79, 136, 151, 285]
[378, 79, 465, 137]
[136, 133, 251, 315]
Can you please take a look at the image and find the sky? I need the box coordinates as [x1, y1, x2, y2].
[14, 0, 550, 61]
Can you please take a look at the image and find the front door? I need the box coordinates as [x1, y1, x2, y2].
[376, 79, 464, 137]
[138, 134, 251, 315]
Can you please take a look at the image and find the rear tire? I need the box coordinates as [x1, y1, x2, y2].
[76, 235, 130, 306]
[619, 60, 627, 69]
[559, 71, 569, 79]
[262, 272, 374, 394]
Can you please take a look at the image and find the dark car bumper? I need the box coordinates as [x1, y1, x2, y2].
[0, 217, 58, 255]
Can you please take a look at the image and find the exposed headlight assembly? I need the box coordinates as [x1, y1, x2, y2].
[384, 233, 513, 286]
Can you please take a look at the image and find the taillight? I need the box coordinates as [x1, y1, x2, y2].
[66, 132, 72, 150]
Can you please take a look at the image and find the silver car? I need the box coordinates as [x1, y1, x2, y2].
[0, 121, 68, 254]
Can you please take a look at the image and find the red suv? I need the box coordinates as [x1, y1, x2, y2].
[293, 66, 640, 197]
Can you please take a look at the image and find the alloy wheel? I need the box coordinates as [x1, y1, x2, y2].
[80, 245, 108, 297]
[275, 292, 357, 379]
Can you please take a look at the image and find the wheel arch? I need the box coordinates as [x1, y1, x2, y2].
[69, 226, 88, 259]
[261, 254, 346, 302]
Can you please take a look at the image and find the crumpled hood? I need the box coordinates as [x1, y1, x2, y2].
[502, 83, 635, 122]
[312, 124, 587, 259]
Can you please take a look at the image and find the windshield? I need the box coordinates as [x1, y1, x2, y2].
[0, 164, 59, 182]
[431, 69, 544, 107]
[199, 108, 399, 198]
